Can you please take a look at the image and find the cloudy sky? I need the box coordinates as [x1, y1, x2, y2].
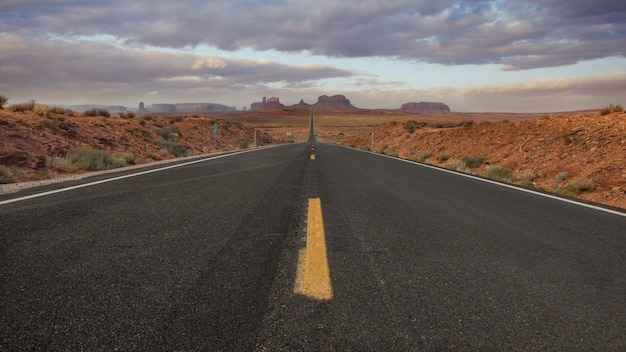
[1, 0, 625, 112]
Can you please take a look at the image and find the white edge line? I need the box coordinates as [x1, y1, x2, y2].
[0, 146, 278, 206]
[347, 146, 626, 219]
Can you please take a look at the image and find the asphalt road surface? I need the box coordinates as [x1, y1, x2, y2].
[1, 123, 625, 350]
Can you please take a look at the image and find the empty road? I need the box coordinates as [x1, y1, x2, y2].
[1, 120, 625, 351]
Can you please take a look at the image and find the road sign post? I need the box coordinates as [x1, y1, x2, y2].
[213, 122, 218, 144]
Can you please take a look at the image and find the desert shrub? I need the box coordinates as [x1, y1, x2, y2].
[46, 155, 72, 171]
[126, 112, 136, 119]
[153, 125, 180, 140]
[169, 116, 183, 124]
[404, 120, 427, 133]
[554, 171, 568, 183]
[0, 94, 8, 109]
[601, 104, 623, 115]
[382, 146, 399, 157]
[573, 178, 594, 192]
[445, 159, 467, 171]
[49, 106, 65, 114]
[461, 155, 485, 169]
[112, 152, 135, 165]
[67, 147, 126, 171]
[154, 139, 187, 157]
[514, 171, 535, 182]
[84, 108, 110, 117]
[9, 99, 36, 112]
[235, 138, 249, 149]
[557, 183, 579, 197]
[139, 119, 146, 126]
[34, 104, 51, 118]
[484, 165, 513, 181]
[479, 120, 493, 125]
[437, 154, 451, 163]
[0, 165, 18, 184]
[416, 151, 432, 162]
[41, 118, 57, 131]
[459, 120, 474, 127]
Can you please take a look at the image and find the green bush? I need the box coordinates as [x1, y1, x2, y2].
[404, 120, 427, 133]
[235, 138, 249, 149]
[153, 125, 180, 140]
[445, 160, 467, 171]
[556, 183, 579, 197]
[0, 165, 18, 184]
[84, 108, 110, 117]
[41, 117, 57, 131]
[416, 151, 432, 162]
[437, 154, 451, 163]
[154, 139, 188, 157]
[461, 155, 485, 169]
[67, 147, 127, 171]
[484, 165, 513, 181]
[46, 155, 72, 171]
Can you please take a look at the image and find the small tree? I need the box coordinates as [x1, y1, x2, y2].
[0, 94, 8, 109]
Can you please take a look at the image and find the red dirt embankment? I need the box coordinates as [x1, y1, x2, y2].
[345, 112, 626, 209]
[0, 110, 272, 183]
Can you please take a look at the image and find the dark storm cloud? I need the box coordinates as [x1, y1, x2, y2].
[0, 34, 353, 97]
[2, 0, 624, 70]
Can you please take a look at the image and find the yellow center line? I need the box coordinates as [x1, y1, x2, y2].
[294, 198, 333, 300]
[310, 154, 315, 160]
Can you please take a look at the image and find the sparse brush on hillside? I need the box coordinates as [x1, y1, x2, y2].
[484, 165, 513, 182]
[9, 99, 36, 112]
[600, 104, 624, 115]
[153, 125, 180, 140]
[34, 104, 51, 118]
[154, 139, 188, 157]
[83, 108, 110, 117]
[67, 147, 131, 171]
[461, 155, 485, 169]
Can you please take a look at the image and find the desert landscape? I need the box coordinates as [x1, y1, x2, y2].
[1, 100, 625, 209]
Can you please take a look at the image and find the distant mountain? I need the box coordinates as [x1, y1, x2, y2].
[51, 104, 129, 113]
[250, 95, 357, 110]
[143, 102, 236, 113]
[401, 102, 450, 113]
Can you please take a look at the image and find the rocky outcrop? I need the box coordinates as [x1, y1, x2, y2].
[401, 102, 450, 114]
[136, 102, 149, 113]
[313, 95, 357, 110]
[250, 97, 284, 110]
[250, 95, 358, 110]
[290, 99, 312, 109]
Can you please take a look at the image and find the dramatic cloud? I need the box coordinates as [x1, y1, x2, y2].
[0, 1, 624, 111]
[0, 33, 353, 104]
[1, 0, 624, 69]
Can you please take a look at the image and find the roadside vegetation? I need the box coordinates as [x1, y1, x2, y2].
[65, 147, 134, 171]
